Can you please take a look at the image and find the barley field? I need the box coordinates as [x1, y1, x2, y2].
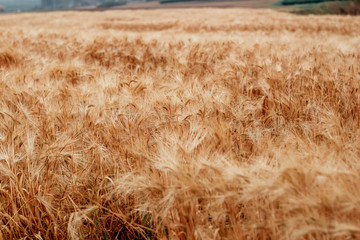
[0, 9, 360, 240]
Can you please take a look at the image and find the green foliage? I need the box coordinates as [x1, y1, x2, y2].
[160, 0, 203, 4]
[281, 0, 336, 5]
[97, 0, 127, 8]
[290, 0, 360, 14]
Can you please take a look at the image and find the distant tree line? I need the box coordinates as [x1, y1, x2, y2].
[97, 0, 127, 8]
[281, 0, 336, 5]
[159, 0, 226, 4]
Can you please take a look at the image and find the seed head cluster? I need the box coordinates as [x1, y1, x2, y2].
[0, 9, 359, 240]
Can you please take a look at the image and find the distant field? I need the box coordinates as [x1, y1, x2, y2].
[112, 0, 279, 9]
[0, 9, 360, 240]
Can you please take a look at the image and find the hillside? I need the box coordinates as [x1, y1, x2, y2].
[0, 0, 40, 12]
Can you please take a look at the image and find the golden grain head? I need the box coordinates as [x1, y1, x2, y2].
[0, 47, 21, 68]
[0, 8, 359, 240]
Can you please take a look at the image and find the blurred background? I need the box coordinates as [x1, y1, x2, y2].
[0, 0, 359, 16]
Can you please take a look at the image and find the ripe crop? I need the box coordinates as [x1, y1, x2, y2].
[0, 9, 360, 239]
